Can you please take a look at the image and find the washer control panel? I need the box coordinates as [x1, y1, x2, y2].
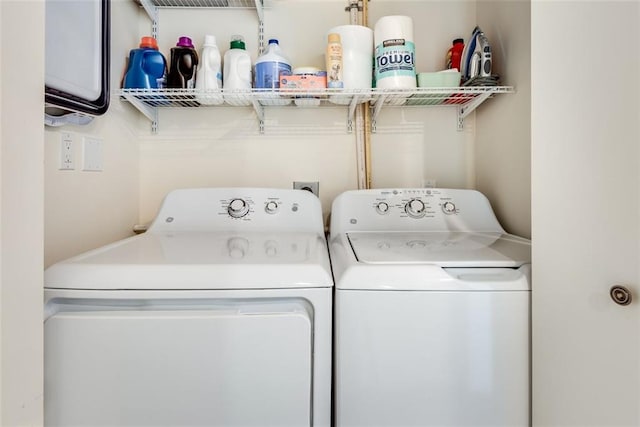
[371, 189, 460, 219]
[330, 188, 504, 234]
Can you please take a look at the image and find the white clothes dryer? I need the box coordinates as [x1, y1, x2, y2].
[44, 188, 332, 427]
[329, 188, 531, 427]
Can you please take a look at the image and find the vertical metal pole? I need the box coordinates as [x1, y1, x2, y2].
[361, 0, 372, 189]
[347, 0, 370, 190]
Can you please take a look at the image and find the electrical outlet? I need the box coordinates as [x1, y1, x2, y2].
[59, 132, 75, 170]
[293, 181, 319, 197]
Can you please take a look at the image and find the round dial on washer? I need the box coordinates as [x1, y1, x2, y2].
[442, 201, 456, 214]
[405, 198, 426, 218]
[265, 200, 279, 214]
[227, 198, 250, 218]
[375, 201, 390, 215]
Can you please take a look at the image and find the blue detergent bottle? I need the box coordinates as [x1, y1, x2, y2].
[123, 36, 167, 89]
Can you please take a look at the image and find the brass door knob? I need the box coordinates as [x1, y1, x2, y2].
[610, 285, 633, 306]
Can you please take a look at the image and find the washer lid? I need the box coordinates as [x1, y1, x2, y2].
[347, 231, 530, 267]
[45, 231, 332, 290]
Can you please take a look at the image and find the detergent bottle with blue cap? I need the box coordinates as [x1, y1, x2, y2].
[254, 38, 292, 89]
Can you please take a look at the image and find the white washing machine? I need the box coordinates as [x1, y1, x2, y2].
[329, 188, 531, 427]
[44, 188, 332, 427]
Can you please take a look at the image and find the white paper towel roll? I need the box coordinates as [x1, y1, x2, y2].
[374, 15, 416, 89]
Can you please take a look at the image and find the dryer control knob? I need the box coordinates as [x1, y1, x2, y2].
[375, 202, 390, 215]
[228, 198, 250, 218]
[442, 201, 456, 214]
[265, 200, 279, 214]
[405, 198, 426, 218]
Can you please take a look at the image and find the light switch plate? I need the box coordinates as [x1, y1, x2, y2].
[82, 136, 103, 171]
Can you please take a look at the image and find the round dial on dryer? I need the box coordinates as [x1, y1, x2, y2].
[405, 198, 426, 218]
[264, 200, 279, 214]
[227, 198, 250, 218]
[442, 201, 457, 214]
[375, 201, 390, 215]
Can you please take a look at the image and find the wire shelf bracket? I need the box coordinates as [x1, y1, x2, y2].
[457, 90, 493, 131]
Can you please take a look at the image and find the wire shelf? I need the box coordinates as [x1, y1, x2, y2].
[118, 86, 514, 133]
[120, 87, 512, 108]
[137, 0, 262, 8]
[120, 88, 375, 107]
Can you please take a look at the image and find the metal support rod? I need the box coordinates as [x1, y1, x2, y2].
[251, 99, 265, 134]
[257, 18, 265, 54]
[361, 0, 371, 189]
[347, 95, 361, 133]
[121, 92, 157, 123]
[456, 91, 492, 130]
[254, 0, 264, 22]
[346, 0, 361, 24]
[139, 0, 159, 39]
[126, 94, 158, 133]
[347, 0, 369, 188]
[370, 95, 387, 133]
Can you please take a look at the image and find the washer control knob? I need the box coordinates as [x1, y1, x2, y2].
[265, 200, 279, 214]
[375, 202, 390, 215]
[228, 198, 249, 218]
[405, 198, 426, 218]
[442, 201, 456, 214]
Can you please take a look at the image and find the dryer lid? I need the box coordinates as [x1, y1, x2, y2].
[347, 231, 531, 267]
[45, 231, 333, 290]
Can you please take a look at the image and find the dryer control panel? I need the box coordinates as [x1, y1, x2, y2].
[148, 188, 324, 233]
[330, 188, 505, 234]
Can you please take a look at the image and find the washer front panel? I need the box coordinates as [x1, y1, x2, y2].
[334, 289, 530, 427]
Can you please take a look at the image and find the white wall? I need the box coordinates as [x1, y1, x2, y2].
[1, 1, 44, 425]
[476, 0, 531, 238]
[44, 0, 141, 267]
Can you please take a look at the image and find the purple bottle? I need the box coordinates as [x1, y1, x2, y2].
[167, 36, 199, 89]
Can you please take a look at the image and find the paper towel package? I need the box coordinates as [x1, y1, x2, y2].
[374, 15, 417, 90]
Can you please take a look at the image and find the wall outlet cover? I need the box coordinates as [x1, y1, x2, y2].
[82, 136, 103, 171]
[293, 181, 319, 197]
